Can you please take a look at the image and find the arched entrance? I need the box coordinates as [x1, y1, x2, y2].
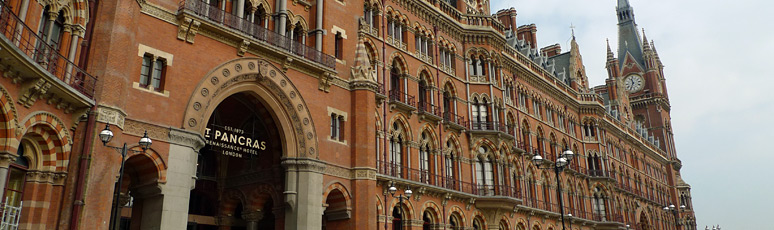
[175, 58, 325, 230]
[187, 92, 285, 230]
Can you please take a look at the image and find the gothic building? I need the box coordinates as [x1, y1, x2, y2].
[0, 0, 696, 229]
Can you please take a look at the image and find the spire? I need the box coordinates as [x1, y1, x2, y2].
[616, 0, 644, 69]
[642, 28, 651, 51]
[606, 39, 614, 61]
[617, 0, 635, 24]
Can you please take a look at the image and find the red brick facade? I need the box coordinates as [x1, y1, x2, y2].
[0, 0, 697, 229]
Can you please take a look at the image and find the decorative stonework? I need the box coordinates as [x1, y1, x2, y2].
[18, 78, 51, 108]
[318, 72, 333, 92]
[140, 2, 177, 24]
[96, 104, 127, 129]
[325, 163, 353, 179]
[168, 127, 205, 150]
[176, 16, 201, 44]
[182, 58, 319, 159]
[237, 40, 250, 57]
[352, 167, 377, 180]
[124, 118, 170, 142]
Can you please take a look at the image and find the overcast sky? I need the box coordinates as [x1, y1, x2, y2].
[489, 0, 773, 229]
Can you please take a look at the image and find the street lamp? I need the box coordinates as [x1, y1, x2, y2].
[385, 183, 413, 230]
[663, 204, 685, 230]
[531, 148, 574, 230]
[101, 124, 152, 230]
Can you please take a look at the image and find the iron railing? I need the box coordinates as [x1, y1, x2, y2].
[443, 111, 467, 128]
[0, 3, 96, 98]
[377, 160, 521, 199]
[418, 101, 442, 117]
[178, 0, 336, 69]
[388, 89, 416, 107]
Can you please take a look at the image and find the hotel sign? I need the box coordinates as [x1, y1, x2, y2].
[204, 124, 267, 158]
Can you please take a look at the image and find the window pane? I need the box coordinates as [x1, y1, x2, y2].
[152, 59, 164, 89]
[140, 56, 152, 86]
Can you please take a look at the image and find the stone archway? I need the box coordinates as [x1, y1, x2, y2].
[176, 57, 325, 230]
[182, 58, 319, 159]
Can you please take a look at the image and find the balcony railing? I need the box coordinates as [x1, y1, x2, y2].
[0, 3, 96, 98]
[417, 101, 442, 117]
[388, 89, 415, 107]
[443, 111, 467, 128]
[377, 160, 521, 199]
[179, 0, 335, 69]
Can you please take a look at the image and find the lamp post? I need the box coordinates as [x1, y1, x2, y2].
[385, 183, 413, 230]
[664, 204, 685, 230]
[664, 204, 685, 229]
[531, 148, 574, 230]
[100, 124, 152, 230]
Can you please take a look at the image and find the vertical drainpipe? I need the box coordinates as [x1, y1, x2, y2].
[71, 0, 98, 229]
[432, 23, 445, 230]
[69, 107, 96, 230]
[314, 0, 323, 51]
[380, 2, 389, 228]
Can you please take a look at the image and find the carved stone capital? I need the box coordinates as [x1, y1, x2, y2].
[168, 127, 205, 150]
[282, 158, 326, 173]
[0, 154, 16, 168]
[242, 210, 264, 222]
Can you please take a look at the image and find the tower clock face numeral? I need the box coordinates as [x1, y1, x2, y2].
[624, 75, 644, 93]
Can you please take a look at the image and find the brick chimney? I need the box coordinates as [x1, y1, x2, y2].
[496, 8, 518, 32]
[541, 44, 561, 57]
[517, 24, 538, 49]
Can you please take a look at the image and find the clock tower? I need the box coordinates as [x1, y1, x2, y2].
[609, 0, 675, 157]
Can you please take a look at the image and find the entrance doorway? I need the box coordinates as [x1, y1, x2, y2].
[188, 92, 284, 230]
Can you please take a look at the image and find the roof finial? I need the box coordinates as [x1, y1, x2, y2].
[606, 39, 614, 61]
[642, 28, 651, 51]
[570, 23, 576, 38]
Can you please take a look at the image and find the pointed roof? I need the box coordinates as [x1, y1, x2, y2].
[616, 0, 644, 69]
[352, 40, 370, 70]
[606, 39, 614, 61]
[618, 0, 632, 9]
[642, 28, 651, 52]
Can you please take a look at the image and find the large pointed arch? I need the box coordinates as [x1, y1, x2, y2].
[182, 58, 319, 159]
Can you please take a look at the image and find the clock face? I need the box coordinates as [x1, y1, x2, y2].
[624, 75, 644, 93]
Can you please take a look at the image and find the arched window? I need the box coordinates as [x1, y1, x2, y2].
[5, 142, 30, 207]
[476, 147, 494, 195]
[479, 98, 489, 127]
[390, 61, 402, 93]
[419, 132, 431, 183]
[443, 91, 452, 119]
[543, 175, 551, 210]
[363, 4, 380, 29]
[38, 6, 65, 50]
[389, 122, 404, 178]
[418, 78, 429, 109]
[592, 187, 607, 221]
[472, 98, 481, 127]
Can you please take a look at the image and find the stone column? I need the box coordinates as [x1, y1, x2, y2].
[236, 0, 246, 18]
[242, 210, 264, 230]
[282, 158, 325, 230]
[314, 0, 324, 51]
[139, 128, 204, 230]
[0, 154, 15, 199]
